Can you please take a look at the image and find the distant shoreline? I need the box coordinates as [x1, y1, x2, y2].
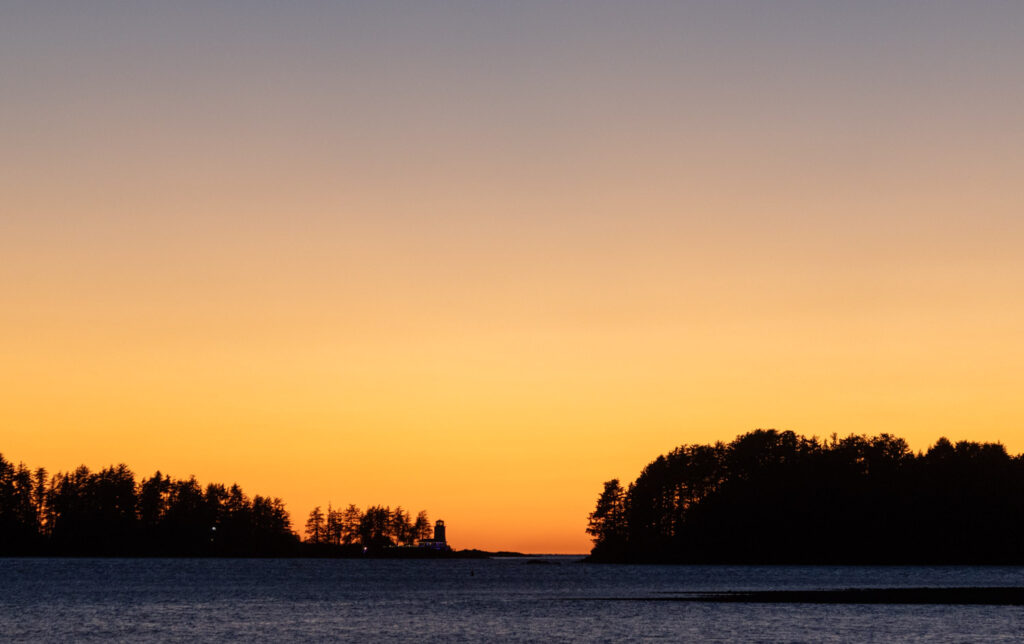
[0, 549, 550, 560]
[578, 587, 1024, 605]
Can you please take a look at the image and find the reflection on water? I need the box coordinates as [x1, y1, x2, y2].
[3, 558, 1024, 642]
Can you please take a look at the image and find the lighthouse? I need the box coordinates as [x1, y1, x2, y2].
[417, 519, 450, 550]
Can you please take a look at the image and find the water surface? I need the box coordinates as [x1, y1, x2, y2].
[3, 558, 1024, 641]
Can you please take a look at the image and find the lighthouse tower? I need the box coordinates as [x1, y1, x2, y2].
[417, 519, 450, 550]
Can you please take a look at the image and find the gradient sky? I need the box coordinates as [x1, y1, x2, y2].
[3, 1, 1024, 553]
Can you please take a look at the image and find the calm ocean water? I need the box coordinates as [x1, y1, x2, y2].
[3, 557, 1024, 642]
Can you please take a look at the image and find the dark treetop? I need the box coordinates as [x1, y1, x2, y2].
[0, 457, 299, 556]
[0, 454, 442, 557]
[587, 430, 1024, 564]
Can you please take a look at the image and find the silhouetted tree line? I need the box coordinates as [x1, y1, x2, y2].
[302, 504, 433, 552]
[0, 454, 298, 556]
[587, 430, 1024, 564]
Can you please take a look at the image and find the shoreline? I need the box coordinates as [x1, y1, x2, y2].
[579, 587, 1024, 605]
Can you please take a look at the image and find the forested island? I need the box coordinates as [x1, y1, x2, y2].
[0, 454, 452, 557]
[587, 430, 1024, 564]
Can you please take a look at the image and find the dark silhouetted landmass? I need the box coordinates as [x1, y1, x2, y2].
[301, 504, 433, 549]
[297, 504, 526, 558]
[296, 544, 524, 559]
[0, 454, 467, 557]
[587, 430, 1024, 564]
[0, 455, 298, 556]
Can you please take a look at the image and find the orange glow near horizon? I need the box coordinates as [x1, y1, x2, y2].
[4, 3, 1024, 553]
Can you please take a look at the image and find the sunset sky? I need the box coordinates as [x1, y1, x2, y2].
[3, 2, 1024, 553]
